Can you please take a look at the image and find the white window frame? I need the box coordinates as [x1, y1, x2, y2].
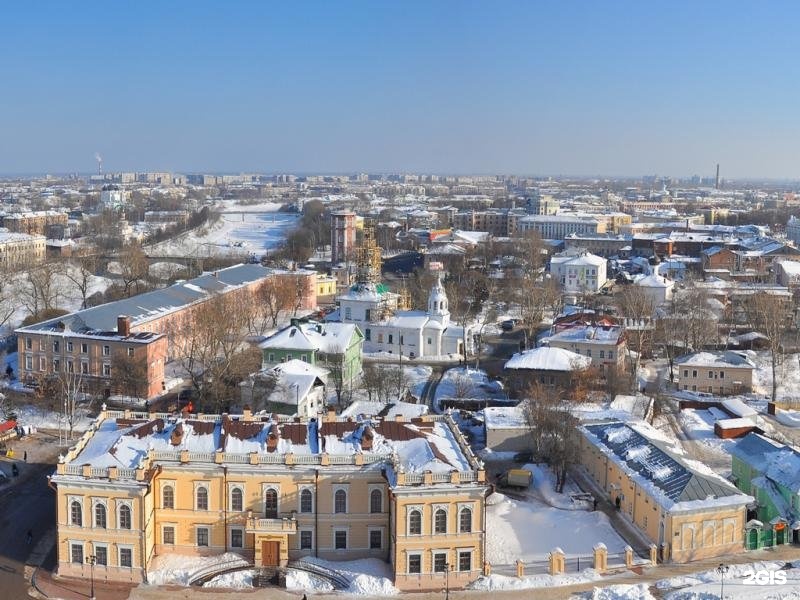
[194, 482, 210, 511]
[67, 495, 84, 527]
[368, 526, 383, 550]
[228, 484, 245, 512]
[69, 541, 84, 564]
[298, 485, 314, 514]
[161, 481, 176, 509]
[102, 362, 111, 377]
[432, 550, 449, 573]
[161, 524, 176, 545]
[333, 527, 348, 550]
[332, 484, 349, 514]
[299, 528, 314, 551]
[102, 345, 110, 356]
[92, 498, 108, 529]
[457, 548, 473, 572]
[262, 483, 280, 517]
[93, 542, 109, 566]
[458, 504, 474, 533]
[407, 550, 423, 574]
[230, 526, 244, 549]
[116, 500, 133, 530]
[118, 545, 134, 568]
[369, 485, 383, 514]
[432, 504, 449, 534]
[407, 505, 423, 536]
[196, 525, 210, 547]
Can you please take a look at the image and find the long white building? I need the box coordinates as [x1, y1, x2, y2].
[550, 251, 607, 293]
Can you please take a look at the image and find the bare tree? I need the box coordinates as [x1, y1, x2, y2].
[617, 285, 655, 391]
[524, 384, 581, 492]
[444, 268, 488, 361]
[518, 277, 562, 350]
[111, 350, 147, 401]
[118, 244, 150, 297]
[37, 366, 86, 442]
[259, 277, 296, 329]
[742, 292, 792, 402]
[64, 255, 98, 310]
[17, 262, 66, 318]
[451, 372, 476, 399]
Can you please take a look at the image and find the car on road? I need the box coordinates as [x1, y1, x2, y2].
[501, 319, 518, 332]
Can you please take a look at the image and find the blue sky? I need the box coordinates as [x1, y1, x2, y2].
[1, 1, 799, 178]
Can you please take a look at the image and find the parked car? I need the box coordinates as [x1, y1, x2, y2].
[501, 319, 518, 332]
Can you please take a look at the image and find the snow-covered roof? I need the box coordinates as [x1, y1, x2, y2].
[483, 405, 529, 430]
[504, 346, 592, 372]
[543, 325, 623, 345]
[635, 273, 674, 288]
[259, 321, 360, 354]
[260, 359, 328, 406]
[730, 433, 800, 492]
[63, 412, 476, 488]
[18, 263, 282, 335]
[674, 351, 756, 370]
[583, 421, 750, 512]
[550, 252, 606, 268]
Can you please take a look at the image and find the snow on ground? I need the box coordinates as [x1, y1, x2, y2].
[485, 491, 628, 564]
[434, 367, 503, 412]
[147, 552, 249, 586]
[285, 569, 334, 593]
[751, 351, 800, 404]
[523, 463, 592, 510]
[146, 203, 298, 258]
[202, 570, 253, 589]
[13, 403, 93, 432]
[292, 557, 399, 596]
[678, 408, 737, 455]
[0, 264, 113, 331]
[775, 409, 800, 428]
[404, 364, 433, 399]
[589, 583, 656, 600]
[469, 570, 602, 591]
[149, 261, 188, 281]
[656, 560, 799, 599]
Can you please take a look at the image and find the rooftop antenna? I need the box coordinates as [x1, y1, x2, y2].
[95, 152, 103, 176]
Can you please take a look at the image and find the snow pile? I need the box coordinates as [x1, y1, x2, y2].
[285, 569, 334, 593]
[524, 463, 591, 510]
[657, 560, 800, 600]
[470, 570, 602, 591]
[434, 367, 504, 411]
[202, 570, 253, 589]
[590, 583, 656, 600]
[147, 552, 249, 586]
[485, 488, 627, 563]
[293, 557, 399, 596]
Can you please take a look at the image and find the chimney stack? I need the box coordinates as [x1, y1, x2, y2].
[267, 423, 280, 452]
[170, 423, 184, 446]
[117, 315, 131, 337]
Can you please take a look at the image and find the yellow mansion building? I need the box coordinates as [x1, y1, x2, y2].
[50, 407, 488, 591]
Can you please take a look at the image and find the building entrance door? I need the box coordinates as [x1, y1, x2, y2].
[262, 540, 280, 567]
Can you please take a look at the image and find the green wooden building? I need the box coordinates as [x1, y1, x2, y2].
[730, 432, 800, 549]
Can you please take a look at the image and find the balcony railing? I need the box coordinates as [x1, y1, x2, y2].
[245, 515, 298, 534]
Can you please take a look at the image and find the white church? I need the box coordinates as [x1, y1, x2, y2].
[336, 276, 472, 359]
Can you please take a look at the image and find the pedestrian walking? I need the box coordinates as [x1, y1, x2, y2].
[23, 451, 27, 463]
[26, 529, 32, 544]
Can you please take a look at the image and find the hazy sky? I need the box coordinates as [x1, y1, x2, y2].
[2, 1, 800, 178]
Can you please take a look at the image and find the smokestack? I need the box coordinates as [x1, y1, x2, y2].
[117, 315, 131, 337]
[715, 163, 720, 190]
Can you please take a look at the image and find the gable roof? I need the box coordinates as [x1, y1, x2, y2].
[583, 421, 747, 511]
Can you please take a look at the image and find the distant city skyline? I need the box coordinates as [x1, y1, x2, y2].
[3, 1, 800, 178]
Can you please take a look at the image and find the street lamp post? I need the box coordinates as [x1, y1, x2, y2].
[86, 554, 97, 600]
[717, 563, 729, 600]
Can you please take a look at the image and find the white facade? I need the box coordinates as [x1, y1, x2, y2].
[550, 251, 607, 293]
[100, 186, 128, 208]
[337, 277, 471, 358]
[518, 214, 605, 239]
[635, 273, 674, 307]
[787, 215, 800, 246]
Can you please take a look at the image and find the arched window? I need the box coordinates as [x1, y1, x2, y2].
[231, 488, 243, 512]
[459, 507, 472, 533]
[370, 489, 382, 514]
[119, 504, 132, 529]
[70, 501, 82, 526]
[162, 485, 174, 509]
[408, 509, 422, 535]
[300, 489, 313, 513]
[264, 488, 278, 518]
[94, 503, 107, 528]
[334, 489, 347, 513]
[434, 508, 447, 534]
[196, 486, 209, 511]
